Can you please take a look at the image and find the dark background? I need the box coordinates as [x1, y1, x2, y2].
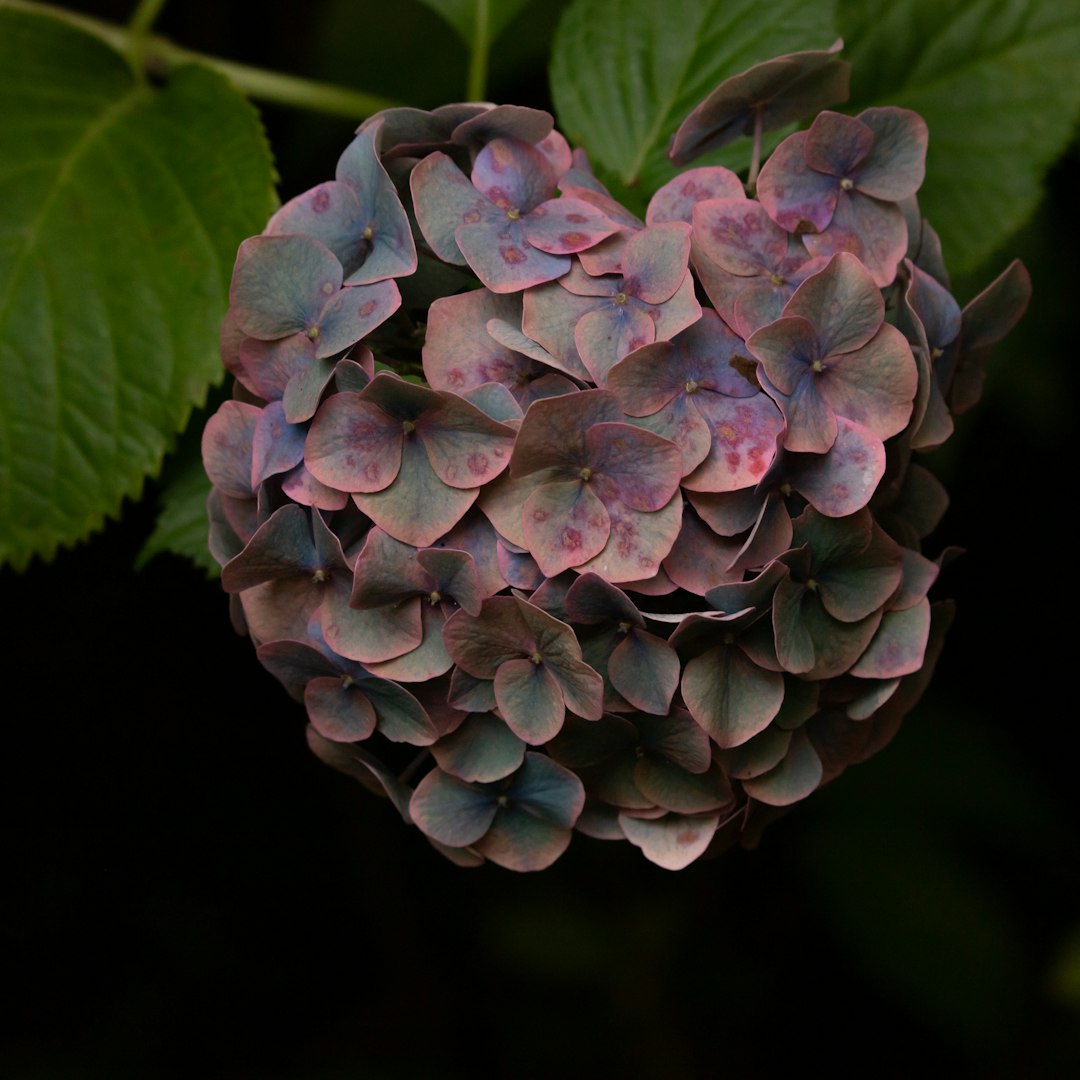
[3, 2, 1078, 1076]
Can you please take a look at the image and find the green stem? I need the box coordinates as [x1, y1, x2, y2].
[5, 0, 403, 119]
[466, 0, 490, 102]
[746, 105, 764, 194]
[127, 0, 167, 36]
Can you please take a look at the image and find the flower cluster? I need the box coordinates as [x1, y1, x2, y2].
[204, 45, 1030, 870]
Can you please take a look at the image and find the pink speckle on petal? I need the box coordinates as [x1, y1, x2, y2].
[312, 190, 331, 213]
[562, 528, 582, 550]
[611, 518, 636, 557]
[463, 209, 481, 224]
[566, 213, 587, 224]
[501, 247, 527, 265]
[559, 231, 589, 247]
[467, 451, 489, 476]
[359, 300, 377, 317]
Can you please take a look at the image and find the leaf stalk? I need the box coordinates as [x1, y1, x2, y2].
[127, 0, 167, 36]
[4, 0, 403, 119]
[467, 0, 491, 102]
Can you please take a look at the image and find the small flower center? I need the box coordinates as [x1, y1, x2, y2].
[579, 466, 593, 481]
[769, 272, 785, 287]
[931, 346, 944, 361]
[312, 568, 328, 583]
[529, 651, 543, 665]
[306, 325, 320, 341]
[341, 674, 354, 689]
[811, 359, 826, 373]
[614, 291, 629, 305]
[402, 419, 416, 434]
[617, 620, 632, 634]
[840, 177, 854, 191]
[779, 482, 793, 497]
[684, 378, 700, 395]
[806, 578, 819, 592]
[507, 207, 521, 220]
[428, 590, 442, 606]
[497, 794, 510, 808]
[362, 225, 374, 240]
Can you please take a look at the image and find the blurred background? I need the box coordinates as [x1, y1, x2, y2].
[3, 1, 1078, 1076]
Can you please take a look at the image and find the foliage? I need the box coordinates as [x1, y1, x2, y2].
[0, 3, 277, 569]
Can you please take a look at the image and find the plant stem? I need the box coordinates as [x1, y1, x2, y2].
[746, 105, 764, 194]
[399, 749, 431, 786]
[127, 0, 167, 36]
[467, 0, 490, 102]
[6, 0, 403, 119]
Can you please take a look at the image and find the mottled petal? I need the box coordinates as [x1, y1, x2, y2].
[647, 167, 745, 226]
[742, 727, 823, 805]
[803, 192, 908, 288]
[352, 436, 478, 546]
[854, 107, 928, 201]
[409, 151, 481, 264]
[587, 422, 683, 511]
[781, 251, 884, 355]
[410, 768, 499, 847]
[576, 490, 683, 584]
[682, 644, 785, 748]
[619, 812, 720, 870]
[305, 393, 403, 493]
[757, 131, 838, 233]
[522, 479, 610, 577]
[523, 196, 619, 253]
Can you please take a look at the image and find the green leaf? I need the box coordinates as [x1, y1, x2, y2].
[840, 0, 1080, 276]
[0, 8, 277, 570]
[136, 447, 217, 577]
[416, 0, 533, 44]
[550, 0, 837, 199]
[418, 0, 536, 99]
